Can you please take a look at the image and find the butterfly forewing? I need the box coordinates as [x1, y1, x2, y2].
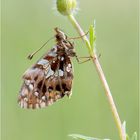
[18, 46, 73, 109]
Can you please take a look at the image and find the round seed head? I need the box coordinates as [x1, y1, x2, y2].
[56, 0, 77, 16]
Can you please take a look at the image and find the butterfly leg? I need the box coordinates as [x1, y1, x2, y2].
[67, 31, 89, 40]
[75, 56, 92, 64]
[75, 53, 101, 64]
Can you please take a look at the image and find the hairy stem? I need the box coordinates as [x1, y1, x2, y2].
[68, 14, 126, 140]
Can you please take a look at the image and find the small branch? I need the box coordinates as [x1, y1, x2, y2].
[68, 14, 126, 140]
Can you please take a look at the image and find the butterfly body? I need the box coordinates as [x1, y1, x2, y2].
[18, 28, 76, 109]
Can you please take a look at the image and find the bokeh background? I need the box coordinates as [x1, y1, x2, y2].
[1, 0, 139, 140]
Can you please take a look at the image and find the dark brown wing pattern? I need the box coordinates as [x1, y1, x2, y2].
[18, 46, 73, 109]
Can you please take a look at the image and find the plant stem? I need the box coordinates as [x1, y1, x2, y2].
[68, 15, 93, 57]
[68, 14, 126, 140]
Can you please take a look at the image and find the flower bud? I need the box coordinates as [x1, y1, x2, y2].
[56, 0, 77, 16]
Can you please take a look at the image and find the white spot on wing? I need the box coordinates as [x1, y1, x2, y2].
[23, 101, 27, 108]
[45, 68, 54, 78]
[48, 51, 57, 57]
[24, 98, 28, 102]
[21, 88, 28, 96]
[68, 63, 71, 67]
[29, 84, 34, 91]
[34, 92, 39, 97]
[37, 59, 49, 65]
[25, 80, 30, 85]
[20, 100, 24, 108]
[52, 46, 57, 52]
[42, 96, 46, 101]
[58, 69, 64, 76]
[21, 91, 25, 96]
[61, 57, 64, 61]
[40, 102, 46, 108]
[66, 64, 72, 72]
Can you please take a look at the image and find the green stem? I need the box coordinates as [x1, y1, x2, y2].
[68, 14, 126, 140]
[68, 15, 93, 57]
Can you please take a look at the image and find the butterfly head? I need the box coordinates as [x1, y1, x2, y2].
[55, 27, 67, 41]
[54, 27, 76, 57]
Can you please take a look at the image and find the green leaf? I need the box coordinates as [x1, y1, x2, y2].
[122, 121, 126, 136]
[89, 25, 94, 48]
[131, 132, 137, 140]
[89, 21, 96, 52]
[122, 121, 137, 140]
[69, 134, 110, 140]
[122, 121, 130, 140]
[126, 134, 130, 140]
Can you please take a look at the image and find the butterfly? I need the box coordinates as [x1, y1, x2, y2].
[18, 27, 78, 109]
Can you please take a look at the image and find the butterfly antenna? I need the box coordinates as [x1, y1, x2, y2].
[27, 36, 54, 60]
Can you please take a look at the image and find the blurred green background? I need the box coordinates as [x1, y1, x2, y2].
[1, 0, 139, 140]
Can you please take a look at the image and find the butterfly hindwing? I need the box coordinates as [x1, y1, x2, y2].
[18, 46, 73, 109]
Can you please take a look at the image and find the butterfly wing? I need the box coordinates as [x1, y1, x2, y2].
[18, 47, 73, 109]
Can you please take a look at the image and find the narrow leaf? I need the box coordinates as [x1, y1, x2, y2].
[122, 121, 126, 134]
[89, 25, 94, 48]
[89, 20, 96, 52]
[131, 132, 137, 140]
[69, 134, 110, 140]
[126, 134, 130, 140]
